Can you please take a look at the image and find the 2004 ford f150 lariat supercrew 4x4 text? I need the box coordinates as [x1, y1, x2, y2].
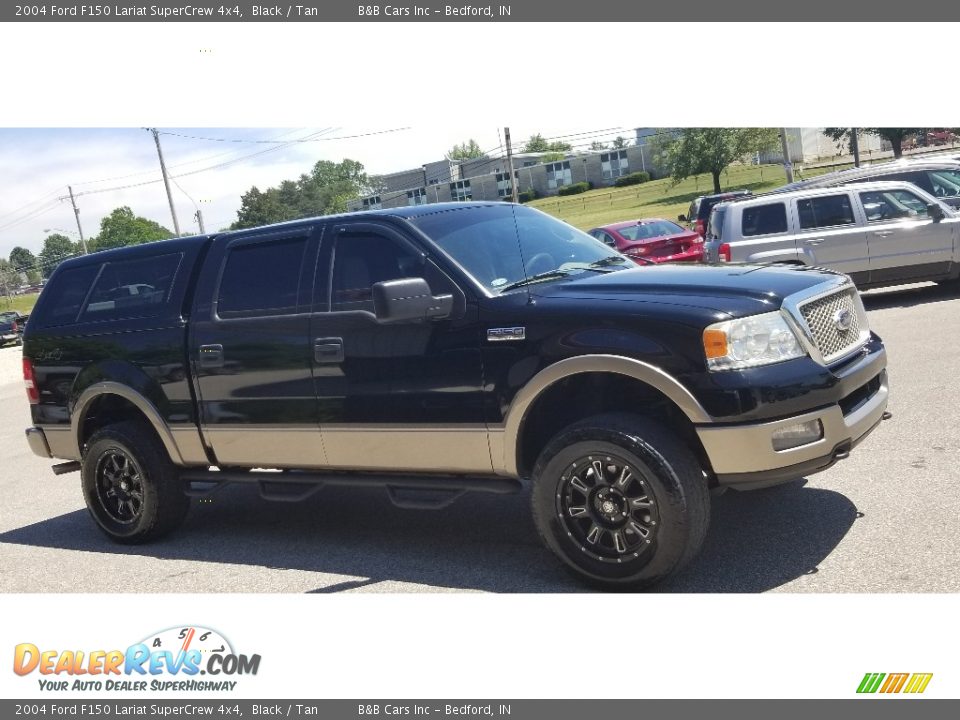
[22, 203, 890, 589]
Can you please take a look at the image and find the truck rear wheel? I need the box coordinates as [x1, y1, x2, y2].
[531, 413, 710, 590]
[81, 421, 190, 544]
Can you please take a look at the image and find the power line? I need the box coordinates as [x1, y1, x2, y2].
[67, 128, 339, 199]
[157, 126, 411, 144]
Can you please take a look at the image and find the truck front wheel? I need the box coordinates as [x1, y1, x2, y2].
[81, 421, 190, 544]
[531, 413, 710, 590]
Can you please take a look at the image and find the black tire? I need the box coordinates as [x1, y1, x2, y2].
[531, 413, 710, 590]
[81, 421, 190, 544]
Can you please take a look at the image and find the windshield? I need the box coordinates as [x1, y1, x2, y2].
[618, 220, 685, 241]
[407, 204, 625, 292]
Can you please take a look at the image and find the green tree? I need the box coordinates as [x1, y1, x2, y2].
[656, 128, 779, 194]
[611, 136, 631, 149]
[523, 133, 573, 154]
[0, 258, 19, 293]
[232, 158, 373, 230]
[38, 233, 77, 278]
[445, 139, 486, 160]
[9, 247, 40, 286]
[92, 207, 173, 251]
[589, 141, 609, 151]
[824, 128, 926, 159]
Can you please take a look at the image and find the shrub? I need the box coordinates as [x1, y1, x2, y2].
[614, 171, 651, 187]
[558, 181, 591, 196]
[517, 188, 537, 203]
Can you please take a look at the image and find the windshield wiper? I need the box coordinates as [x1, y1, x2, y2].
[497, 269, 573, 292]
[588, 255, 630, 268]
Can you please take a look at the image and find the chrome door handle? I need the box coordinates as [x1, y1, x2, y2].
[874, 230, 894, 237]
[198, 344, 224, 369]
[314, 337, 344, 364]
[804, 238, 825, 245]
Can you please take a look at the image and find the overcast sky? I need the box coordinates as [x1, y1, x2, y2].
[0, 123, 637, 260]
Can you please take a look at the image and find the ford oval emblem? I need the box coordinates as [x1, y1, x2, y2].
[834, 308, 853, 332]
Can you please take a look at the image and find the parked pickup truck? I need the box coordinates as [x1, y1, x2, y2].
[1, 311, 27, 345]
[22, 202, 890, 589]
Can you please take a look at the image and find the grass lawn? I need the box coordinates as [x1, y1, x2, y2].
[1, 293, 39, 315]
[530, 162, 843, 230]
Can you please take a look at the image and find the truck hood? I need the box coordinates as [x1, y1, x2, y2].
[532, 263, 847, 318]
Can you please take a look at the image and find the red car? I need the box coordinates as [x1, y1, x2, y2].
[588, 219, 704, 264]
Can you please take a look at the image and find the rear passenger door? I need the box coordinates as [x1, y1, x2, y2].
[791, 192, 869, 284]
[309, 221, 489, 475]
[855, 188, 954, 284]
[189, 226, 322, 468]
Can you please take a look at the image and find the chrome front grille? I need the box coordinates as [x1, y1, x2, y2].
[798, 287, 865, 363]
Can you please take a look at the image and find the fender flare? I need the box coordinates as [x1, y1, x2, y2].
[498, 354, 712, 476]
[71, 382, 186, 465]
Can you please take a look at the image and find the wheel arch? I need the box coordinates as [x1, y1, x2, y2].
[499, 355, 713, 478]
[72, 382, 186, 465]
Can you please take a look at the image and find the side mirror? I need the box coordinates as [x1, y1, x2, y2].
[678, 214, 688, 222]
[372, 278, 453, 323]
[927, 203, 945, 222]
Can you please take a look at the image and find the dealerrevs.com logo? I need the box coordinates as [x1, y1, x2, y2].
[13, 626, 261, 692]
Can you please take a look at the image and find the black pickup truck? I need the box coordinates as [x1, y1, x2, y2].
[22, 202, 890, 589]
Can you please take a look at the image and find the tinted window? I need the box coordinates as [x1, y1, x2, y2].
[218, 237, 307, 315]
[707, 207, 726, 240]
[590, 230, 617, 247]
[859, 189, 930, 222]
[741, 203, 787, 236]
[619, 220, 686, 241]
[883, 170, 934, 194]
[81, 254, 182, 321]
[29, 265, 100, 328]
[926, 169, 960, 198]
[797, 194, 856, 229]
[331, 233, 423, 313]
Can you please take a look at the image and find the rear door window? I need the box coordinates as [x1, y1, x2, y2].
[217, 237, 308, 316]
[80, 253, 182, 322]
[797, 194, 856, 229]
[741, 203, 787, 236]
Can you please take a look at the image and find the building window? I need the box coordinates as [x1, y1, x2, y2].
[496, 171, 518, 198]
[601, 150, 629, 179]
[407, 188, 428, 206]
[361, 195, 381, 211]
[546, 161, 572, 189]
[450, 180, 472, 201]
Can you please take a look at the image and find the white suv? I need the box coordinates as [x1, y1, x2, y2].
[704, 181, 960, 289]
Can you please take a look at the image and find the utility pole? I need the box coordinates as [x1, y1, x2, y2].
[779, 128, 794, 184]
[150, 128, 182, 236]
[850, 128, 861, 168]
[194, 209, 206, 234]
[67, 186, 89, 254]
[504, 126, 519, 203]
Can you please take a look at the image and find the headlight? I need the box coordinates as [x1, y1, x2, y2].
[703, 311, 805, 371]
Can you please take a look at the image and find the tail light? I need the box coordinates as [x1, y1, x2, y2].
[23, 357, 38, 404]
[12, 320, 18, 332]
[695, 219, 706, 237]
[718, 243, 732, 262]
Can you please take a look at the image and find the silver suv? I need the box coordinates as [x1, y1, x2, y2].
[704, 181, 959, 289]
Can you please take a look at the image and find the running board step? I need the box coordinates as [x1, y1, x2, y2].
[180, 470, 523, 508]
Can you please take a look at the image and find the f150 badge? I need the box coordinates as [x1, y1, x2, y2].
[487, 327, 526, 342]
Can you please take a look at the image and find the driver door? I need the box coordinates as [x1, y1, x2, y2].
[310, 221, 490, 474]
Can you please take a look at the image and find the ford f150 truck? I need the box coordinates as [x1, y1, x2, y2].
[22, 202, 890, 589]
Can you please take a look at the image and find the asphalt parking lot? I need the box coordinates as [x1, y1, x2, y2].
[1, 281, 958, 593]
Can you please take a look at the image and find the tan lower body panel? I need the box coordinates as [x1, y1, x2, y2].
[204, 425, 493, 474]
[322, 425, 494, 474]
